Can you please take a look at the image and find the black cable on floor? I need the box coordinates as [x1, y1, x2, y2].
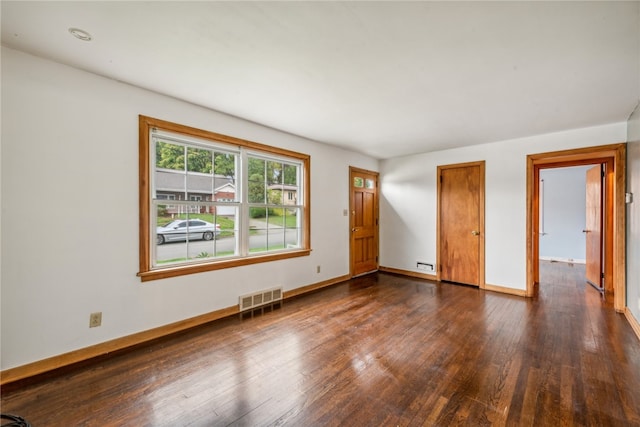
[0, 414, 31, 427]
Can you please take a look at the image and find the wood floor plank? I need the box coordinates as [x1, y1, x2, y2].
[2, 261, 640, 426]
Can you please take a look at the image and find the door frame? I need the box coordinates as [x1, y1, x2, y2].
[526, 143, 626, 312]
[349, 166, 380, 277]
[436, 161, 486, 288]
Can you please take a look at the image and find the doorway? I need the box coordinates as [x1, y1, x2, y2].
[349, 167, 379, 277]
[538, 164, 606, 292]
[437, 161, 485, 287]
[526, 143, 626, 312]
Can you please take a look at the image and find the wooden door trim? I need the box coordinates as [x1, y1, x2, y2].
[437, 161, 486, 288]
[349, 166, 380, 277]
[526, 143, 626, 312]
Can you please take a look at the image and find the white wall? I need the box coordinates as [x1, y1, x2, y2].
[539, 166, 591, 263]
[380, 123, 627, 290]
[627, 102, 640, 322]
[0, 47, 378, 370]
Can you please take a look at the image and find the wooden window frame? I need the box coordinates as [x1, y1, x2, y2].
[138, 115, 311, 282]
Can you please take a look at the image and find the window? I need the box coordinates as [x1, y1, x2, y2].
[138, 116, 310, 281]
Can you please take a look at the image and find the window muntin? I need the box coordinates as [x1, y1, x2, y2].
[139, 116, 310, 281]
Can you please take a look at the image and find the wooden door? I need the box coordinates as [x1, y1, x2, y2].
[585, 164, 603, 289]
[438, 162, 485, 287]
[350, 167, 379, 277]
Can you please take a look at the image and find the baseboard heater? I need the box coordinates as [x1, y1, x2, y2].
[239, 287, 283, 311]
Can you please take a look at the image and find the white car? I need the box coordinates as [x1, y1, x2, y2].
[156, 219, 221, 245]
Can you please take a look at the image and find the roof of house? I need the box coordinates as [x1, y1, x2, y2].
[267, 184, 298, 192]
[155, 169, 234, 193]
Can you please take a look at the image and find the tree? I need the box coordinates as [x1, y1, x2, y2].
[156, 141, 185, 170]
[283, 164, 297, 185]
[187, 147, 213, 173]
[157, 141, 238, 178]
[214, 152, 236, 178]
[248, 173, 265, 203]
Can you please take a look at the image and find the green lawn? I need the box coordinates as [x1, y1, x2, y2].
[265, 213, 298, 228]
[158, 213, 297, 229]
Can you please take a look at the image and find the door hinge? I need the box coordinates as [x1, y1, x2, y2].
[601, 272, 605, 279]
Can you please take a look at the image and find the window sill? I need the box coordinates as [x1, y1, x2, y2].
[138, 249, 312, 282]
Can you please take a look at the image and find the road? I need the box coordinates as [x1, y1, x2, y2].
[156, 227, 300, 262]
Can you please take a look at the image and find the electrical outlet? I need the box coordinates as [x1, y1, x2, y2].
[317, 265, 321, 273]
[89, 312, 102, 328]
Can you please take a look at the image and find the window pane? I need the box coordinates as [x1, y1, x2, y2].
[267, 161, 283, 185]
[354, 177, 364, 188]
[248, 157, 266, 203]
[249, 210, 285, 253]
[248, 207, 268, 253]
[365, 179, 375, 189]
[187, 147, 213, 173]
[283, 164, 297, 186]
[285, 207, 301, 248]
[214, 177, 236, 202]
[155, 204, 188, 265]
[155, 169, 185, 199]
[156, 140, 185, 171]
[268, 185, 284, 205]
[214, 152, 236, 177]
[186, 172, 214, 200]
[249, 206, 267, 221]
[214, 152, 237, 201]
[267, 217, 286, 251]
[184, 209, 238, 260]
[217, 207, 239, 258]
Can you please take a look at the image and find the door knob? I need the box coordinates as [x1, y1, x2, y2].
[471, 230, 480, 236]
[582, 229, 590, 233]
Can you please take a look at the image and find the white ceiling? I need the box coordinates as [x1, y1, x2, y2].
[2, 1, 639, 159]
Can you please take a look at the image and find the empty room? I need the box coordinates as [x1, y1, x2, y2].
[2, 2, 640, 426]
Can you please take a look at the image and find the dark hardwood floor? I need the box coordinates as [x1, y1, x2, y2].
[2, 261, 639, 426]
